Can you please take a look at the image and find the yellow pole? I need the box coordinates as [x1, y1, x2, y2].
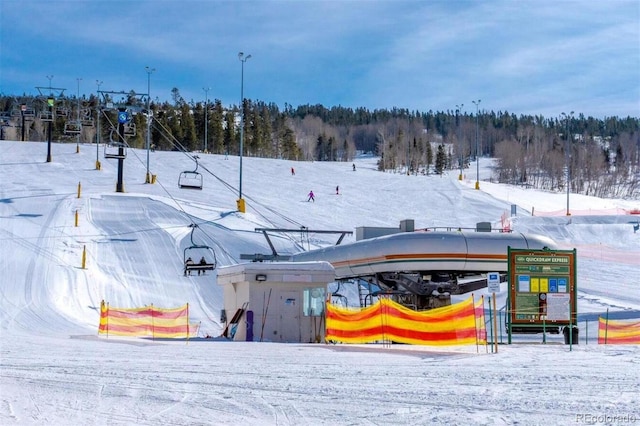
[492, 292, 499, 354]
[237, 198, 246, 213]
[75, 210, 79, 227]
[77, 182, 81, 198]
[96, 160, 101, 170]
[81, 245, 86, 269]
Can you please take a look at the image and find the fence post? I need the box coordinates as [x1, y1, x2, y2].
[604, 308, 609, 345]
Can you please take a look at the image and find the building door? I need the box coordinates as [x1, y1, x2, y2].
[279, 290, 300, 342]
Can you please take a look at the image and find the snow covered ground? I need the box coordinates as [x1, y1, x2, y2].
[1, 140, 639, 425]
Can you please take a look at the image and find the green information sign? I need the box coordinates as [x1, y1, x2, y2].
[507, 248, 577, 334]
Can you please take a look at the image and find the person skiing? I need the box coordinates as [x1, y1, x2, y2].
[291, 167, 295, 176]
[336, 185, 339, 195]
[307, 190, 315, 202]
[352, 163, 356, 171]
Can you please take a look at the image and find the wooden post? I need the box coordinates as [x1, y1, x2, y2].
[75, 210, 79, 227]
[77, 182, 81, 198]
[81, 245, 86, 269]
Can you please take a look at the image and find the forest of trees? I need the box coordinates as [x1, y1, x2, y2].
[1, 90, 638, 198]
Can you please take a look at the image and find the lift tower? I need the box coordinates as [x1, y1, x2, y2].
[98, 90, 149, 193]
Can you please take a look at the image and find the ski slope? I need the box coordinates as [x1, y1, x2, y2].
[1, 140, 639, 425]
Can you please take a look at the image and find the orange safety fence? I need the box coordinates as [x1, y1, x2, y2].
[534, 207, 636, 216]
[326, 296, 486, 346]
[598, 317, 640, 344]
[98, 300, 199, 339]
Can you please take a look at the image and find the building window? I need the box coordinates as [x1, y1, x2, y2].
[303, 287, 325, 317]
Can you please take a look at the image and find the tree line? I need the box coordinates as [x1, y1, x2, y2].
[1, 91, 638, 198]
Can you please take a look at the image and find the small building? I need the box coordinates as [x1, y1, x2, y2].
[216, 261, 335, 343]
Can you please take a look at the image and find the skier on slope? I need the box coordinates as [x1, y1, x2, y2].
[307, 190, 315, 202]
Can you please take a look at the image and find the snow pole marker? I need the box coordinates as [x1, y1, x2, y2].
[492, 293, 499, 354]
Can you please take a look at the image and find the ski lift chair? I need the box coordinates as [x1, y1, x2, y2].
[104, 142, 127, 159]
[183, 224, 217, 276]
[178, 155, 204, 190]
[39, 110, 54, 122]
[123, 122, 136, 137]
[104, 129, 128, 159]
[23, 108, 36, 119]
[81, 111, 94, 127]
[64, 121, 82, 135]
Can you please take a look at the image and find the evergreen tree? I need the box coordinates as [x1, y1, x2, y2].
[210, 100, 225, 154]
[223, 109, 237, 155]
[180, 103, 198, 151]
[435, 144, 446, 175]
[280, 126, 300, 160]
[425, 141, 433, 175]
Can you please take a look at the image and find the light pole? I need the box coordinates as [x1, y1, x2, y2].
[46, 75, 54, 163]
[145, 66, 155, 183]
[237, 51, 251, 213]
[472, 99, 481, 190]
[95, 80, 103, 170]
[203, 87, 210, 153]
[455, 103, 464, 180]
[561, 111, 574, 216]
[76, 77, 82, 153]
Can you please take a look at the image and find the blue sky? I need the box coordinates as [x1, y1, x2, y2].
[1, 0, 638, 119]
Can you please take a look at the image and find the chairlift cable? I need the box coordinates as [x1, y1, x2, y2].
[149, 119, 308, 252]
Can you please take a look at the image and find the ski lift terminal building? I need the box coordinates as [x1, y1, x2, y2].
[217, 261, 335, 343]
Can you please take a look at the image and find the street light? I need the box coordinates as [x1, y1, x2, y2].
[95, 80, 103, 170]
[145, 66, 155, 184]
[46, 75, 54, 163]
[455, 103, 464, 181]
[561, 111, 574, 216]
[203, 87, 210, 153]
[237, 51, 251, 213]
[76, 77, 82, 153]
[472, 99, 481, 190]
